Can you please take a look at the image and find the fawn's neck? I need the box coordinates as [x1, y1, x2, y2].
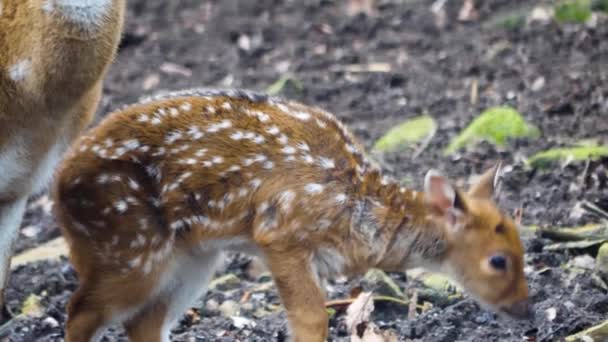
[345, 171, 447, 273]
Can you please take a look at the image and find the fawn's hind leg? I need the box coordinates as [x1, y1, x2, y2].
[65, 283, 108, 342]
[123, 249, 223, 342]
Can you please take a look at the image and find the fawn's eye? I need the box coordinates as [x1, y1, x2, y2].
[489, 255, 507, 271]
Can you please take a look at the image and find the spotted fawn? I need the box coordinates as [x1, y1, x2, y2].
[0, 0, 124, 320]
[53, 88, 532, 342]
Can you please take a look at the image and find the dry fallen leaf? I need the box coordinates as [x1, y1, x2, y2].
[345, 292, 398, 342]
[345, 291, 374, 332]
[458, 0, 478, 22]
[346, 0, 377, 17]
[160, 62, 192, 77]
[352, 324, 399, 342]
[142, 73, 160, 90]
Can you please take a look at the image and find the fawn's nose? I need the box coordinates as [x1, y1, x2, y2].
[503, 299, 534, 320]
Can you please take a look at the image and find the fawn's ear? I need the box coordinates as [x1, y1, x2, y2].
[424, 170, 468, 225]
[468, 162, 502, 199]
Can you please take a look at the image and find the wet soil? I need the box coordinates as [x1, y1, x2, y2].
[4, 0, 608, 341]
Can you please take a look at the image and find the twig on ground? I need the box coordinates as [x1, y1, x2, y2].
[408, 291, 418, 320]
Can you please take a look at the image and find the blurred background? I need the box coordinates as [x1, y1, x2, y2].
[6, 1, 608, 341]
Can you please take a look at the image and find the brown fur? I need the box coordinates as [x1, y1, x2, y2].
[53, 89, 531, 342]
[0, 0, 125, 318]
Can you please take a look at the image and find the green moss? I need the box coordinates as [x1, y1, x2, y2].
[592, 0, 608, 12]
[497, 14, 526, 30]
[444, 106, 539, 154]
[373, 115, 437, 152]
[527, 145, 608, 168]
[555, 0, 592, 23]
[266, 75, 303, 95]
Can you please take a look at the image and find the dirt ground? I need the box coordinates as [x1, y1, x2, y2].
[4, 0, 608, 341]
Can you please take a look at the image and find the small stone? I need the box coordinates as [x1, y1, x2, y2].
[20, 225, 40, 238]
[545, 307, 557, 322]
[241, 302, 254, 313]
[231, 316, 256, 329]
[530, 77, 545, 92]
[252, 307, 273, 318]
[218, 300, 240, 317]
[570, 255, 595, 270]
[205, 299, 219, 313]
[529, 6, 552, 23]
[42, 316, 59, 328]
[474, 312, 491, 324]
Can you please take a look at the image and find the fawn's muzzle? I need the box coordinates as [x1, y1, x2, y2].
[503, 299, 534, 320]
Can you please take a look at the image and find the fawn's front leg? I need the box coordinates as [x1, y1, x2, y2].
[265, 249, 329, 342]
[0, 197, 27, 321]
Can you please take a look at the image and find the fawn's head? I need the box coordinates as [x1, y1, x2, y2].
[422, 163, 531, 320]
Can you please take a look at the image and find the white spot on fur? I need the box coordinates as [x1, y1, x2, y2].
[212, 156, 224, 164]
[180, 102, 192, 112]
[315, 119, 327, 129]
[253, 135, 265, 144]
[277, 190, 295, 213]
[222, 102, 232, 110]
[238, 188, 248, 198]
[123, 139, 140, 150]
[230, 131, 244, 141]
[165, 131, 183, 144]
[130, 234, 146, 248]
[277, 134, 289, 145]
[250, 178, 262, 190]
[293, 111, 311, 121]
[128, 255, 142, 268]
[318, 157, 335, 169]
[8, 59, 31, 82]
[114, 200, 128, 213]
[281, 146, 296, 154]
[263, 161, 274, 169]
[206, 120, 232, 133]
[301, 154, 314, 164]
[297, 142, 310, 152]
[187, 126, 204, 139]
[304, 183, 324, 194]
[254, 111, 270, 122]
[335, 193, 348, 205]
[265, 125, 280, 135]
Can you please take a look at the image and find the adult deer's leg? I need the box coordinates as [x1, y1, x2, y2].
[0, 197, 28, 321]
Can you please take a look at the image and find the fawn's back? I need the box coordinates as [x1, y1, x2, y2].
[54, 89, 531, 342]
[56, 89, 378, 254]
